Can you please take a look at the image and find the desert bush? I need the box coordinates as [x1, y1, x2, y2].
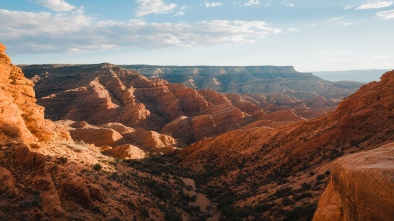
[316, 174, 325, 181]
[93, 163, 102, 171]
[283, 203, 317, 221]
[301, 182, 311, 190]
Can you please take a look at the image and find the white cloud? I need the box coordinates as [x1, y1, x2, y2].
[328, 17, 343, 22]
[313, 51, 349, 56]
[339, 22, 354, 26]
[327, 17, 354, 26]
[0, 9, 91, 38]
[174, 5, 187, 16]
[356, 1, 393, 10]
[136, 0, 177, 17]
[281, 1, 294, 7]
[205, 1, 223, 7]
[344, 4, 356, 9]
[288, 28, 299, 31]
[34, 0, 76, 12]
[376, 9, 394, 19]
[244, 0, 259, 6]
[0, 9, 281, 54]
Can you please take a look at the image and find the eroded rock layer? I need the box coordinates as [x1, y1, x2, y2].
[0, 44, 68, 146]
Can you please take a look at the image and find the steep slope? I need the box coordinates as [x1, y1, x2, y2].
[0, 43, 217, 221]
[122, 65, 363, 100]
[176, 70, 394, 220]
[0, 45, 64, 147]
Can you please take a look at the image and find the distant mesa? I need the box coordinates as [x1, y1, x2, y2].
[122, 65, 363, 100]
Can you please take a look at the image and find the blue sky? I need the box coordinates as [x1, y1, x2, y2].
[1, 0, 394, 71]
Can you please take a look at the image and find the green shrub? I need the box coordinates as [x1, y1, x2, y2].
[93, 163, 102, 171]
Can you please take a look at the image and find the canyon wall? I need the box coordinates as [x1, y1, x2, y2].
[0, 43, 67, 147]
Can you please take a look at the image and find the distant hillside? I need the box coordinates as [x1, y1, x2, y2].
[176, 70, 394, 220]
[121, 65, 363, 100]
[19, 64, 347, 146]
[313, 69, 390, 82]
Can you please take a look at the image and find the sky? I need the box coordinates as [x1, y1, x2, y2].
[1, 0, 394, 72]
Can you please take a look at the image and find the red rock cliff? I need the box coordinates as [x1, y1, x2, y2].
[0, 43, 59, 146]
[313, 143, 394, 221]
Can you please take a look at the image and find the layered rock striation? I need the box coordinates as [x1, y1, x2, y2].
[20, 64, 262, 145]
[21, 64, 347, 146]
[0, 43, 67, 146]
[122, 65, 363, 100]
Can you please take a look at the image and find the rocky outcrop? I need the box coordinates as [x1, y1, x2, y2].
[99, 122, 135, 134]
[123, 130, 177, 151]
[102, 144, 146, 160]
[313, 143, 394, 221]
[0, 43, 69, 147]
[224, 93, 267, 119]
[70, 128, 122, 147]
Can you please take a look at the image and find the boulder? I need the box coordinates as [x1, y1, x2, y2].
[313, 143, 394, 221]
[103, 144, 146, 160]
[70, 128, 122, 146]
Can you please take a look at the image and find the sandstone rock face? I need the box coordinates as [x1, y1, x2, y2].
[59, 120, 178, 154]
[70, 128, 123, 147]
[224, 93, 267, 119]
[124, 130, 177, 151]
[103, 144, 146, 160]
[313, 143, 394, 221]
[0, 43, 68, 146]
[99, 122, 135, 134]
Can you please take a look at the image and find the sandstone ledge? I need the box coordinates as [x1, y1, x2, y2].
[313, 143, 394, 221]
